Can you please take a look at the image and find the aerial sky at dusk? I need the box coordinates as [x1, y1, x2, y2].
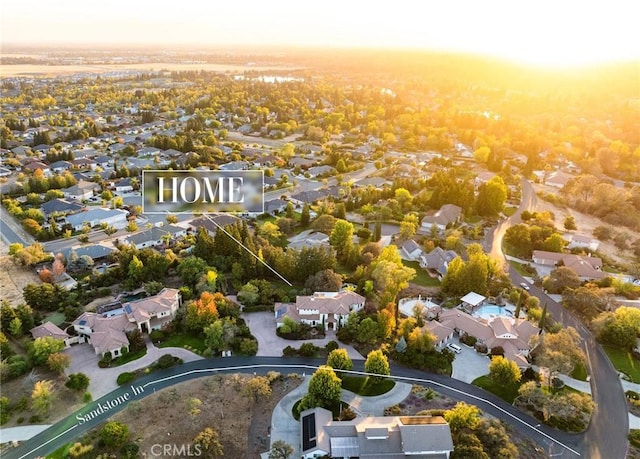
[2, 0, 638, 67]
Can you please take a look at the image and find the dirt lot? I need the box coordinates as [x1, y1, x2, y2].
[0, 241, 41, 305]
[534, 184, 639, 267]
[111, 373, 303, 458]
[1, 367, 85, 428]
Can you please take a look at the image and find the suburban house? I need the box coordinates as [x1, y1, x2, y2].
[300, 407, 454, 459]
[72, 313, 133, 358]
[114, 177, 135, 193]
[64, 208, 129, 231]
[420, 204, 462, 234]
[531, 250, 606, 280]
[419, 247, 458, 279]
[122, 224, 187, 249]
[23, 160, 51, 176]
[191, 214, 241, 237]
[264, 198, 288, 215]
[275, 291, 366, 331]
[544, 170, 573, 188]
[62, 244, 116, 262]
[287, 232, 330, 251]
[563, 233, 600, 252]
[49, 160, 73, 173]
[427, 308, 540, 366]
[72, 288, 182, 358]
[62, 180, 100, 200]
[401, 239, 423, 260]
[30, 322, 74, 348]
[41, 198, 85, 218]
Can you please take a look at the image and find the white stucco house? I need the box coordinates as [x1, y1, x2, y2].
[275, 291, 365, 331]
[72, 288, 182, 358]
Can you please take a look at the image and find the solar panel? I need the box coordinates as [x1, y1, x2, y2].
[78, 320, 86, 326]
[275, 307, 286, 319]
[124, 305, 132, 314]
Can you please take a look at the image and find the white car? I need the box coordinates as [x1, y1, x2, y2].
[446, 343, 462, 354]
[520, 282, 530, 291]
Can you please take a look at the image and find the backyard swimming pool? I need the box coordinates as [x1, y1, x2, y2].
[474, 305, 512, 321]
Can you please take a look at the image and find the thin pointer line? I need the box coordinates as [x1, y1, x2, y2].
[203, 213, 292, 286]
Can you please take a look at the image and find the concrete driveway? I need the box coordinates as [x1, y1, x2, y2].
[243, 311, 364, 360]
[63, 340, 203, 399]
[450, 344, 491, 383]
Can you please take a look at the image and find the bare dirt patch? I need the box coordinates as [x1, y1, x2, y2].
[111, 373, 302, 458]
[533, 184, 639, 267]
[2, 368, 85, 428]
[0, 252, 41, 306]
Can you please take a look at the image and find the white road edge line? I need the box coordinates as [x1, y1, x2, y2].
[140, 363, 580, 456]
[18, 424, 78, 459]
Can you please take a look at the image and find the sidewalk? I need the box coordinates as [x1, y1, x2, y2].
[269, 376, 412, 458]
[0, 424, 51, 444]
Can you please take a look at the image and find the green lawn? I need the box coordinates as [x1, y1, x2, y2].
[509, 260, 531, 277]
[44, 312, 65, 326]
[503, 206, 517, 217]
[472, 375, 522, 403]
[604, 345, 640, 383]
[403, 260, 440, 287]
[112, 348, 147, 366]
[570, 362, 588, 381]
[47, 443, 71, 459]
[341, 375, 395, 396]
[158, 333, 207, 353]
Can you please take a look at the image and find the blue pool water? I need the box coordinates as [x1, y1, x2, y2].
[474, 305, 512, 320]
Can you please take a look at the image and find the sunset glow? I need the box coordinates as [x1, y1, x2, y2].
[1, 0, 638, 67]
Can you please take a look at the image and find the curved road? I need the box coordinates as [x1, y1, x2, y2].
[493, 177, 628, 459]
[3, 357, 583, 459]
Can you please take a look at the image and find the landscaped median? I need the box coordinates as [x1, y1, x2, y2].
[116, 354, 183, 386]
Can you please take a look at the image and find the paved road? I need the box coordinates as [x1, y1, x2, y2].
[0, 206, 33, 246]
[495, 177, 628, 459]
[509, 270, 628, 459]
[2, 357, 582, 459]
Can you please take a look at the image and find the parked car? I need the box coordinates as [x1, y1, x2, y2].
[447, 343, 462, 354]
[520, 282, 530, 291]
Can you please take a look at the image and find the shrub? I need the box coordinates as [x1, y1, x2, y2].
[325, 340, 339, 353]
[117, 372, 137, 386]
[83, 392, 92, 403]
[459, 333, 477, 347]
[66, 373, 90, 392]
[298, 343, 320, 357]
[474, 342, 488, 354]
[238, 338, 258, 356]
[120, 443, 140, 459]
[339, 406, 356, 421]
[490, 346, 504, 356]
[68, 442, 94, 458]
[627, 390, 640, 400]
[283, 346, 297, 357]
[149, 329, 165, 342]
[156, 354, 179, 369]
[629, 430, 640, 448]
[0, 397, 10, 424]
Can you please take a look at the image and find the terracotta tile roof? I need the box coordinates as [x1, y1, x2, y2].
[30, 321, 69, 340]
